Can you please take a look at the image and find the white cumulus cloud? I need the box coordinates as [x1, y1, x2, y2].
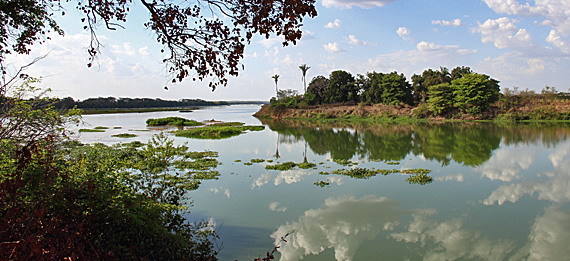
[323, 42, 346, 53]
[397, 27, 411, 40]
[324, 19, 342, 28]
[346, 35, 374, 46]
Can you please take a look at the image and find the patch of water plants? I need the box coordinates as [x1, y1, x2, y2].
[174, 125, 265, 139]
[329, 167, 433, 183]
[265, 161, 298, 171]
[250, 158, 265, 163]
[298, 162, 317, 169]
[79, 128, 105, 132]
[314, 179, 330, 188]
[146, 117, 203, 126]
[112, 133, 137, 138]
[405, 173, 433, 185]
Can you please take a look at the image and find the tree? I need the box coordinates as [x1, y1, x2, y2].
[299, 64, 310, 93]
[411, 67, 452, 104]
[323, 70, 356, 104]
[450, 66, 472, 80]
[272, 74, 280, 95]
[452, 73, 500, 115]
[306, 75, 328, 104]
[0, 0, 318, 90]
[361, 71, 412, 105]
[427, 82, 454, 115]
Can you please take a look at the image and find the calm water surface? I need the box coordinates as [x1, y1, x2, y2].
[74, 105, 570, 261]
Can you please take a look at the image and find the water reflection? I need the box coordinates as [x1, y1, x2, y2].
[272, 195, 570, 260]
[271, 195, 409, 261]
[261, 119, 570, 167]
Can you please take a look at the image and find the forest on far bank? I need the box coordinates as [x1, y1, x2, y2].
[50, 97, 228, 109]
[265, 66, 570, 121]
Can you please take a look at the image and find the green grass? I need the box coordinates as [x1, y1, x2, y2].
[112, 133, 137, 138]
[94, 126, 109, 130]
[79, 129, 105, 132]
[146, 117, 203, 126]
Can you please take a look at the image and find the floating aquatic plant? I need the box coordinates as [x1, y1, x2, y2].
[314, 180, 330, 188]
[405, 173, 433, 185]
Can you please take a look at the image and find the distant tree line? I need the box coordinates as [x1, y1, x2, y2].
[272, 66, 503, 117]
[51, 97, 229, 110]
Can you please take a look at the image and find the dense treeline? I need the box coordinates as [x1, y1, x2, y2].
[271, 66, 502, 117]
[51, 97, 229, 110]
[269, 66, 569, 120]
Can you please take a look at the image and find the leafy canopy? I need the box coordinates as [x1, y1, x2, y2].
[0, 0, 317, 90]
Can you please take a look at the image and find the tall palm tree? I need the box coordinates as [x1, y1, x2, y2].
[299, 64, 310, 93]
[438, 66, 450, 83]
[271, 74, 280, 95]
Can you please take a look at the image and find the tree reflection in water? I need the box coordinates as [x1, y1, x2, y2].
[260, 119, 570, 167]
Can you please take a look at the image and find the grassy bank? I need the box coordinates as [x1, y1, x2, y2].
[254, 95, 570, 123]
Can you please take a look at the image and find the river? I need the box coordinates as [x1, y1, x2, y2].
[73, 104, 570, 261]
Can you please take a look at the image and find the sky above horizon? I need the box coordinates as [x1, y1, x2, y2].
[7, 0, 570, 101]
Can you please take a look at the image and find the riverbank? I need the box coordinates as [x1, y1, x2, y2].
[254, 97, 570, 122]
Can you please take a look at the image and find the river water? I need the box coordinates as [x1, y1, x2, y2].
[74, 104, 570, 261]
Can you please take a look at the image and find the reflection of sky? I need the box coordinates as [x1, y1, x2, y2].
[272, 195, 409, 261]
[273, 196, 570, 260]
[391, 210, 516, 261]
[274, 169, 312, 186]
[483, 142, 570, 205]
[526, 205, 570, 260]
[477, 147, 535, 182]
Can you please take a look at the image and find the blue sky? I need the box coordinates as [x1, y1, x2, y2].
[9, 0, 570, 101]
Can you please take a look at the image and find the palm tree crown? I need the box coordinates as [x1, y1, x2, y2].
[271, 74, 280, 94]
[299, 64, 310, 93]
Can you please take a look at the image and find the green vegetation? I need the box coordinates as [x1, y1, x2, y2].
[210, 122, 245, 127]
[94, 126, 109, 129]
[259, 66, 570, 122]
[330, 167, 432, 183]
[298, 162, 317, 169]
[314, 180, 330, 188]
[174, 125, 265, 139]
[51, 96, 225, 111]
[146, 117, 203, 126]
[1, 80, 219, 259]
[112, 133, 137, 138]
[79, 128, 105, 132]
[82, 107, 193, 114]
[405, 173, 433, 185]
[250, 158, 265, 163]
[265, 161, 297, 171]
[401, 168, 431, 174]
[332, 168, 383, 179]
